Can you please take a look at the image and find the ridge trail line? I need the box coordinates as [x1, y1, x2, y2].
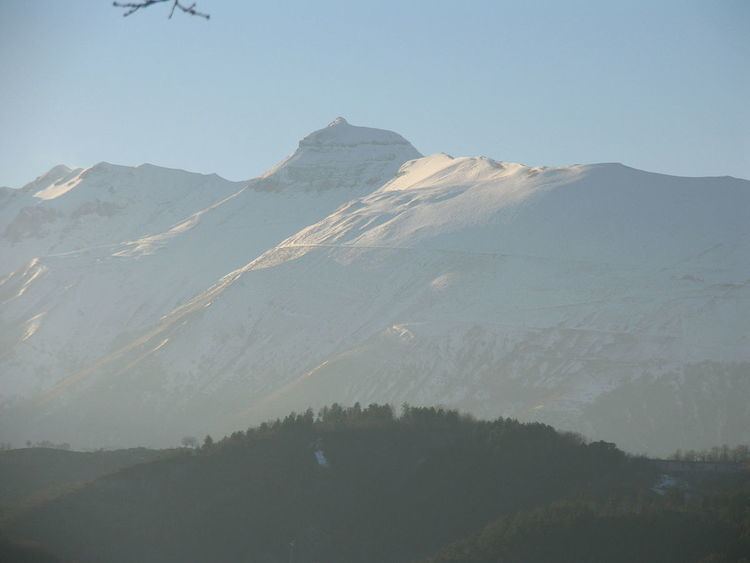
[271, 242, 658, 271]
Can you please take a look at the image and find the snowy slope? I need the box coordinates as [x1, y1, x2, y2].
[2, 148, 746, 454]
[0, 118, 420, 402]
[0, 162, 245, 276]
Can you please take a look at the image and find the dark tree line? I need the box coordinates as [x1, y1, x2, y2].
[6, 403, 749, 562]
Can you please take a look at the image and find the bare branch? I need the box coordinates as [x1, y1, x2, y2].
[113, 0, 210, 20]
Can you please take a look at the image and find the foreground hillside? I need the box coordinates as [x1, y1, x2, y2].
[4, 406, 749, 563]
[0, 447, 175, 524]
[0, 447, 176, 563]
[424, 497, 750, 563]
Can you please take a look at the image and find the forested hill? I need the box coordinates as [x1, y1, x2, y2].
[3, 405, 749, 562]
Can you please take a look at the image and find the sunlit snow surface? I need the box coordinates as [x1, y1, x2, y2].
[0, 119, 748, 454]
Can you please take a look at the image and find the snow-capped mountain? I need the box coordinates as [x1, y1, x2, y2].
[0, 163, 243, 276]
[0, 118, 420, 399]
[0, 120, 747, 454]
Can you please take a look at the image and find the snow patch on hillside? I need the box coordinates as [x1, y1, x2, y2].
[34, 168, 88, 200]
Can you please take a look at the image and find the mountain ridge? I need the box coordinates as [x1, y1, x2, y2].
[0, 118, 747, 454]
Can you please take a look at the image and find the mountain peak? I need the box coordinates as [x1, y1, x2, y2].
[298, 117, 416, 150]
[20, 164, 85, 199]
[257, 119, 422, 192]
[20, 164, 72, 191]
[328, 116, 349, 127]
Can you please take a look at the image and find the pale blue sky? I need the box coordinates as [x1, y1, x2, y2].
[1, 0, 748, 187]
